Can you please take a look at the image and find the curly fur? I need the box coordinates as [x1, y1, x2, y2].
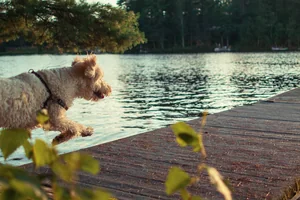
[0, 55, 111, 144]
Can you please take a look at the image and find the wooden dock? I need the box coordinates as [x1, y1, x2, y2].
[23, 88, 300, 199]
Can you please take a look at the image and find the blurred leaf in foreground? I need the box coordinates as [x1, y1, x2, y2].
[63, 152, 100, 175]
[36, 109, 50, 130]
[51, 160, 74, 182]
[33, 139, 58, 167]
[52, 152, 100, 182]
[53, 184, 71, 200]
[191, 196, 202, 200]
[180, 188, 190, 200]
[36, 109, 49, 125]
[171, 122, 201, 152]
[76, 187, 112, 200]
[22, 140, 33, 159]
[0, 165, 47, 200]
[0, 188, 22, 200]
[0, 129, 30, 160]
[165, 167, 191, 195]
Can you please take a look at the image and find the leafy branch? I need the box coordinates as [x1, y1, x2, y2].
[165, 112, 232, 200]
[0, 0, 146, 53]
[0, 110, 112, 200]
[0, 108, 231, 199]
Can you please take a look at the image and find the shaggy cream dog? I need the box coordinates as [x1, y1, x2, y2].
[0, 55, 111, 144]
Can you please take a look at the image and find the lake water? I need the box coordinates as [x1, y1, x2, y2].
[1, 52, 300, 165]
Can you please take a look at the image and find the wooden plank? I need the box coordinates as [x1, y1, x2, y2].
[204, 115, 300, 137]
[22, 88, 300, 200]
[268, 88, 300, 103]
[218, 102, 300, 122]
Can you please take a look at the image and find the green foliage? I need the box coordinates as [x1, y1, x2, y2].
[171, 122, 202, 152]
[53, 184, 72, 200]
[52, 184, 112, 200]
[33, 139, 58, 167]
[172, 113, 207, 157]
[0, 110, 112, 200]
[36, 109, 49, 126]
[0, 165, 47, 200]
[0, 129, 30, 160]
[0, 0, 146, 53]
[63, 152, 100, 175]
[191, 196, 202, 200]
[23, 140, 33, 159]
[51, 160, 74, 182]
[51, 152, 100, 183]
[166, 112, 232, 200]
[75, 187, 112, 200]
[165, 167, 191, 195]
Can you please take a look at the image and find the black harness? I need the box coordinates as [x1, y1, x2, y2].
[29, 69, 68, 110]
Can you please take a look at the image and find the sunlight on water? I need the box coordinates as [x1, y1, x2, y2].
[1, 52, 300, 165]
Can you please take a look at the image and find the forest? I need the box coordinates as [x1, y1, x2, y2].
[1, 0, 300, 53]
[118, 0, 300, 52]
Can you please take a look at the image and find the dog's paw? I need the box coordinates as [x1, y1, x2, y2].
[52, 131, 76, 145]
[81, 127, 94, 137]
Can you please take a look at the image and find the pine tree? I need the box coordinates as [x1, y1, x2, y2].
[0, 0, 146, 53]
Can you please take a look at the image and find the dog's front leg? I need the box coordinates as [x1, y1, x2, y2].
[50, 117, 94, 145]
[48, 106, 94, 140]
[51, 117, 94, 136]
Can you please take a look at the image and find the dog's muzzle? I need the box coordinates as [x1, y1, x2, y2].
[94, 91, 104, 99]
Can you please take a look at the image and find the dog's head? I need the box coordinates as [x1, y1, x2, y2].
[71, 55, 112, 101]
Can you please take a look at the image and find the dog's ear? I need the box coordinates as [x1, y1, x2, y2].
[72, 55, 98, 79]
[83, 55, 97, 79]
[72, 56, 82, 67]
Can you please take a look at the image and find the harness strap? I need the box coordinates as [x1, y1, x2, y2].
[29, 69, 69, 110]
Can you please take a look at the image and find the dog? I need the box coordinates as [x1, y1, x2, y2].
[0, 55, 112, 144]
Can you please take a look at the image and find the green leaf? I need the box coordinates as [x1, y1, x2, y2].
[53, 185, 71, 200]
[52, 153, 99, 182]
[191, 196, 202, 200]
[78, 153, 100, 174]
[10, 179, 47, 200]
[76, 187, 112, 200]
[36, 109, 49, 125]
[0, 176, 9, 187]
[51, 160, 74, 182]
[171, 122, 201, 152]
[0, 129, 30, 160]
[180, 189, 190, 200]
[165, 167, 191, 195]
[23, 140, 33, 159]
[0, 165, 47, 200]
[207, 167, 232, 200]
[0, 188, 22, 200]
[33, 139, 58, 167]
[63, 152, 100, 175]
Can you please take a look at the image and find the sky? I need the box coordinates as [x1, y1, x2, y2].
[86, 0, 117, 6]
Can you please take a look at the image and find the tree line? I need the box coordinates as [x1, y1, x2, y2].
[118, 0, 300, 52]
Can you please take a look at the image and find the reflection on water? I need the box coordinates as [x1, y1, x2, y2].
[1, 53, 300, 165]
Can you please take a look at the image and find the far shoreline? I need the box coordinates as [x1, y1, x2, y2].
[1, 47, 300, 56]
